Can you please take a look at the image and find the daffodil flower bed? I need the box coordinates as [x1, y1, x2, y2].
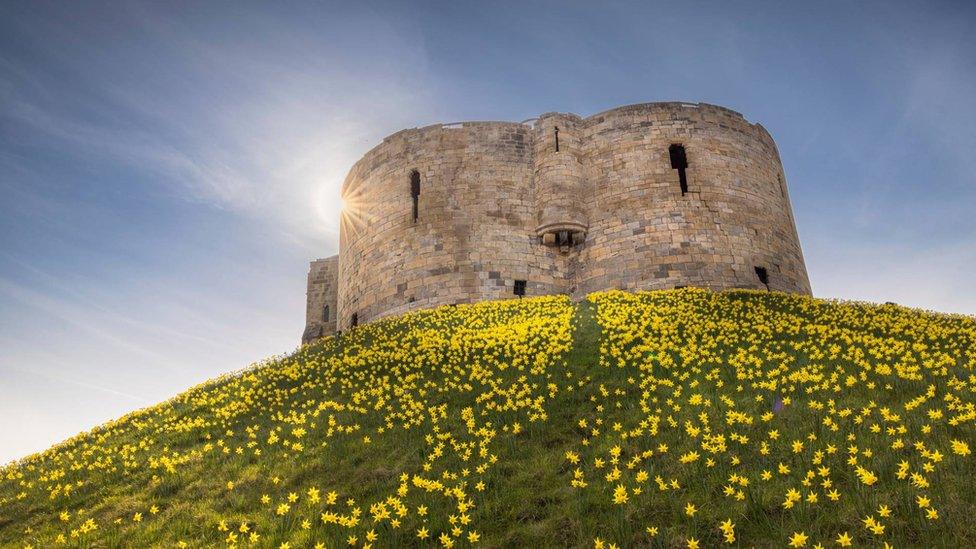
[1, 289, 974, 548]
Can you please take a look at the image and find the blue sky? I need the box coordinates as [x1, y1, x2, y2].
[1, 0, 974, 463]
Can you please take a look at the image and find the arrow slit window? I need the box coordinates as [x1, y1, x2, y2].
[410, 170, 421, 222]
[669, 144, 689, 195]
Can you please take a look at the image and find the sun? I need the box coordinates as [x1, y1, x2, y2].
[338, 183, 374, 238]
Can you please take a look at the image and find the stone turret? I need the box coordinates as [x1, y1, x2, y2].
[533, 113, 587, 248]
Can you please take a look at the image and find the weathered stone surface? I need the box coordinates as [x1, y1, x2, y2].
[301, 257, 338, 344]
[302, 102, 811, 342]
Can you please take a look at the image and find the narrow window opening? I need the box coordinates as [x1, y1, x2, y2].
[778, 174, 786, 198]
[754, 266, 769, 289]
[669, 144, 688, 195]
[513, 279, 527, 297]
[350, 312, 359, 327]
[322, 304, 330, 322]
[554, 126, 560, 152]
[410, 170, 421, 222]
[557, 230, 570, 246]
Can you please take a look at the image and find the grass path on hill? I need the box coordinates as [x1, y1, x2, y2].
[473, 300, 603, 547]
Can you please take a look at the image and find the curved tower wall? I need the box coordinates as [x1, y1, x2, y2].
[577, 103, 809, 295]
[310, 102, 810, 337]
[337, 122, 574, 329]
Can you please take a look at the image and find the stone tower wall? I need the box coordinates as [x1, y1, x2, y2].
[301, 256, 338, 344]
[576, 103, 809, 294]
[306, 101, 811, 340]
[336, 122, 574, 330]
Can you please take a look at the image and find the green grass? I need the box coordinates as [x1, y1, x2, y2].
[1, 289, 974, 548]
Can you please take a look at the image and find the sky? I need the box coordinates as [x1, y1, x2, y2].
[1, 0, 975, 464]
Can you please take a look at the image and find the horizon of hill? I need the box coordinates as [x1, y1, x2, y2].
[2, 289, 975, 548]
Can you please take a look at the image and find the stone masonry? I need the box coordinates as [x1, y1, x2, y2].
[302, 102, 811, 344]
[302, 257, 338, 343]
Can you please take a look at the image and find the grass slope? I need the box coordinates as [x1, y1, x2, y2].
[1, 289, 975, 548]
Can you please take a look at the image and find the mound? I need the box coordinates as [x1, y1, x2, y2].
[2, 290, 975, 548]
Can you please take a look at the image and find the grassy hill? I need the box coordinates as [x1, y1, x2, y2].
[2, 289, 975, 548]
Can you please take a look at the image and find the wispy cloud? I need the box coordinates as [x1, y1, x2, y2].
[0, 276, 179, 370]
[2, 3, 439, 251]
[3, 364, 150, 404]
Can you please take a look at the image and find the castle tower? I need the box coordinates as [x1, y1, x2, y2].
[533, 113, 587, 248]
[304, 102, 811, 342]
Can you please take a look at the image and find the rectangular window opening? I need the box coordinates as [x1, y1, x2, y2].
[557, 230, 570, 246]
[322, 304, 330, 322]
[350, 312, 359, 327]
[513, 279, 527, 297]
[754, 266, 769, 288]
